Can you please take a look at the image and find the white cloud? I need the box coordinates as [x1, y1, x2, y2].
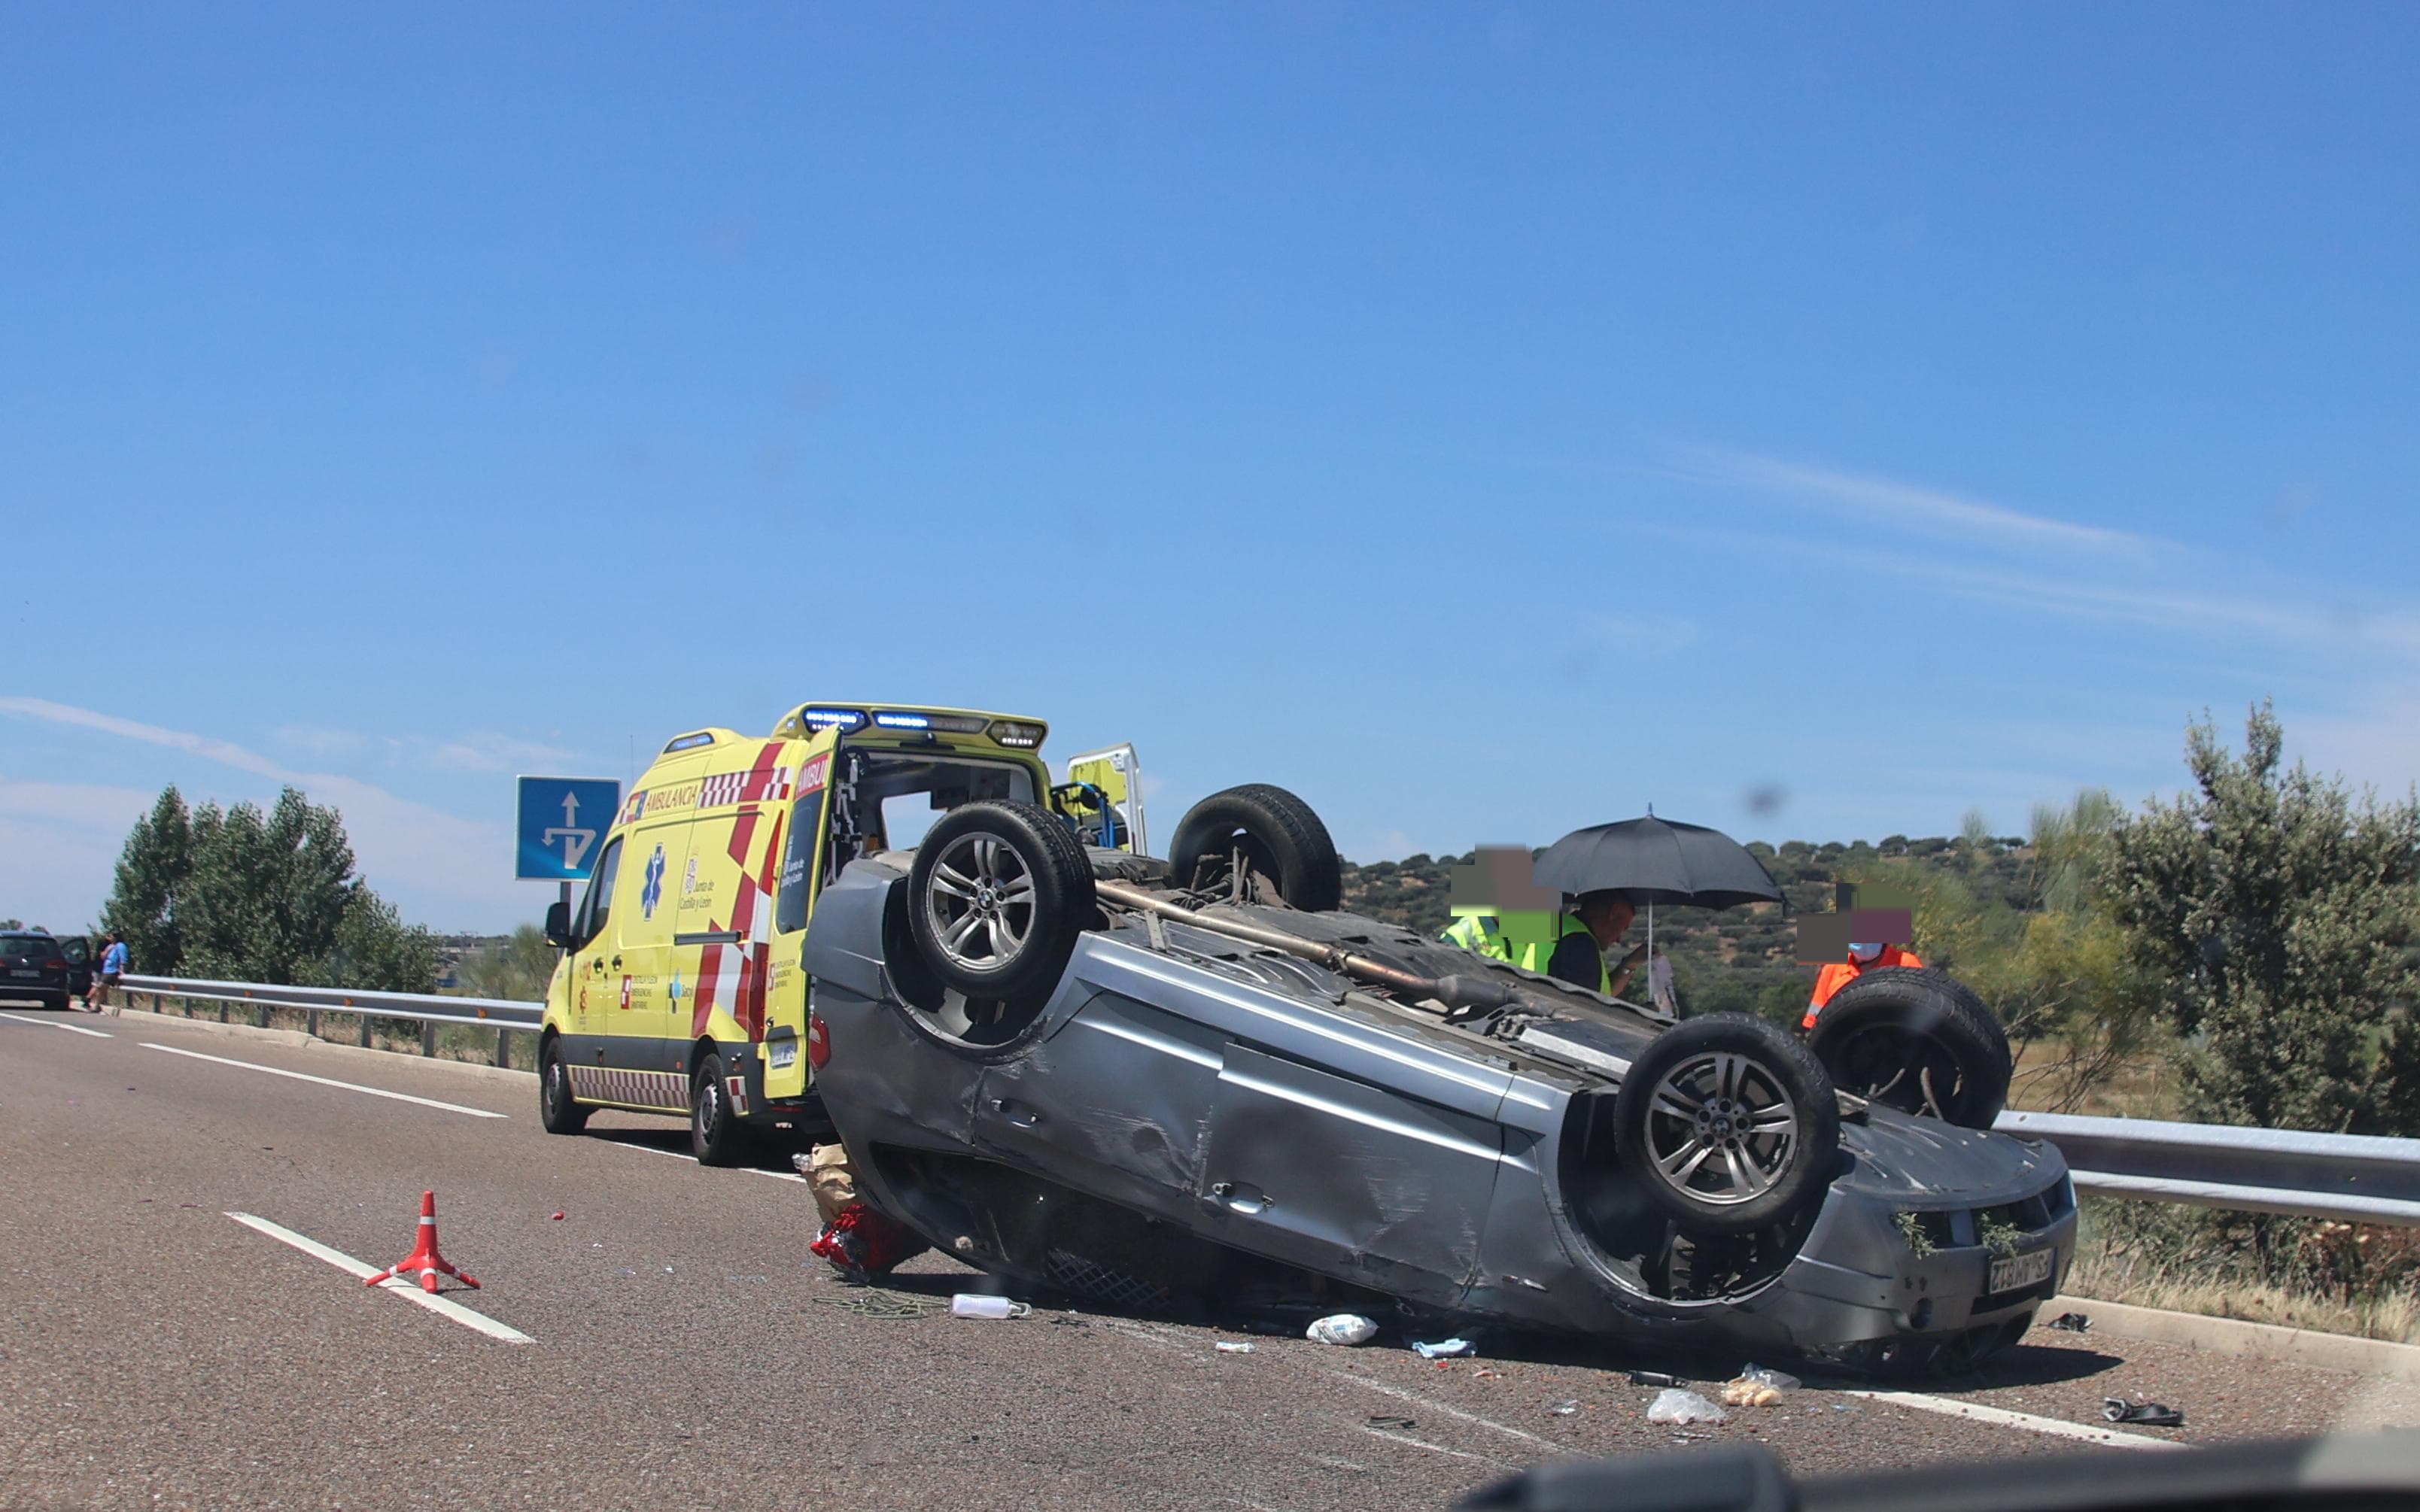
[420, 733, 583, 774]
[272, 724, 369, 757]
[1675, 448, 2152, 557]
[0, 698, 531, 932]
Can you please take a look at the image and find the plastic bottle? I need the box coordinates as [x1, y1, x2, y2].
[950, 1293, 1031, 1319]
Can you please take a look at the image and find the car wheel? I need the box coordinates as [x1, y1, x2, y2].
[1165, 784, 1341, 910]
[1614, 1014, 1839, 1237]
[539, 1038, 588, 1134]
[691, 1050, 746, 1166]
[1807, 967, 2011, 1128]
[908, 800, 1096, 1003]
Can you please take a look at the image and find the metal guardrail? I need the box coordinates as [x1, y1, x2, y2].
[1997, 1110, 2420, 1228]
[120, 973, 543, 1064]
[111, 975, 2420, 1225]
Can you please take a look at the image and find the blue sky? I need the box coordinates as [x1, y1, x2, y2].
[6, 5, 2416, 934]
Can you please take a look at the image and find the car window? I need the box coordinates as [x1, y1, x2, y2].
[58, 937, 91, 965]
[0, 936, 62, 962]
[578, 837, 623, 945]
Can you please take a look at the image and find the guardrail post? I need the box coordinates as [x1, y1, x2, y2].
[218, 1000, 229, 1024]
[495, 1028, 510, 1068]
[421, 1020, 436, 1058]
[256, 1003, 269, 1029]
[359, 1013, 371, 1048]
[306, 1008, 319, 1038]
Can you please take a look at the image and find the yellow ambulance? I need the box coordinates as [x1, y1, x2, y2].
[536, 702, 1117, 1163]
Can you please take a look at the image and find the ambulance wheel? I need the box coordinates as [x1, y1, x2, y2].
[1615, 1015, 1838, 1237]
[909, 800, 1096, 1004]
[690, 1051, 746, 1166]
[539, 1038, 588, 1135]
[1806, 967, 2010, 1128]
[1166, 784, 1341, 911]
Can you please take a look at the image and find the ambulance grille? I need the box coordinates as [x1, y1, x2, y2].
[1045, 1248, 1173, 1314]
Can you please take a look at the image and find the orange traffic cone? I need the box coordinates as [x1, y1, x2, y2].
[363, 1190, 481, 1293]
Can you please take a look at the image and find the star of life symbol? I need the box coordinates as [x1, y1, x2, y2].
[640, 844, 666, 920]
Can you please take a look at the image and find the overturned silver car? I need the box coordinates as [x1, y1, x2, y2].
[801, 787, 2075, 1368]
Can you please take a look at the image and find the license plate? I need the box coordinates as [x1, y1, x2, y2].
[768, 1039, 797, 1071]
[8, 969, 36, 978]
[1989, 1246, 2054, 1294]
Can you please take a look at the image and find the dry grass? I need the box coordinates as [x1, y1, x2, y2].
[2006, 1034, 2179, 1119]
[2066, 1243, 2420, 1345]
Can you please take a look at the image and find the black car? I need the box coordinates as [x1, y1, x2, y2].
[0, 932, 76, 1011]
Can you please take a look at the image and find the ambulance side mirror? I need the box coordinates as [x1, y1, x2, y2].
[543, 900, 575, 949]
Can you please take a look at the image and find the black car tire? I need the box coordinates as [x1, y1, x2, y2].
[1165, 784, 1342, 911]
[1807, 967, 2011, 1129]
[692, 1050, 746, 1166]
[1614, 1014, 1839, 1237]
[539, 1038, 589, 1134]
[908, 800, 1096, 1004]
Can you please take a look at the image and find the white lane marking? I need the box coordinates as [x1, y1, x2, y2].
[0, 1011, 113, 1038]
[1359, 1425, 1508, 1467]
[225, 1212, 533, 1343]
[1330, 1374, 1561, 1450]
[1848, 1389, 2186, 1450]
[603, 1138, 807, 1182]
[140, 1043, 506, 1119]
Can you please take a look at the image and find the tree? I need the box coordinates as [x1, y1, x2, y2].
[99, 785, 437, 992]
[102, 786, 193, 973]
[456, 925, 561, 1003]
[2106, 703, 2420, 1138]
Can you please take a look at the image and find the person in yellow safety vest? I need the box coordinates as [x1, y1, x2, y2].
[1440, 912, 1516, 963]
[1800, 941, 1924, 1029]
[1445, 891, 1647, 997]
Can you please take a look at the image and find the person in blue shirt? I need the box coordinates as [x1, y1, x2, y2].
[93, 934, 127, 1015]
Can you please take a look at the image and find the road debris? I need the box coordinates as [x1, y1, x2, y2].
[2104, 1396, 2184, 1427]
[1407, 1337, 1476, 1360]
[552, 1211, 564, 1221]
[1626, 1370, 1680, 1387]
[1366, 1415, 1418, 1431]
[950, 1293, 1030, 1319]
[1214, 1340, 1257, 1354]
[2046, 1311, 2092, 1332]
[1548, 1400, 1579, 1416]
[1306, 1313, 1379, 1347]
[814, 1287, 932, 1320]
[1722, 1363, 1800, 1406]
[1645, 1389, 1728, 1425]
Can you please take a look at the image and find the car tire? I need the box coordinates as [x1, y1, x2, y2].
[1807, 967, 2011, 1129]
[691, 1050, 746, 1166]
[908, 800, 1096, 1004]
[1165, 784, 1342, 911]
[539, 1038, 589, 1135]
[1614, 1014, 1839, 1237]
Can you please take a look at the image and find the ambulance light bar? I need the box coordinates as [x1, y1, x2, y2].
[987, 720, 1045, 748]
[798, 707, 868, 730]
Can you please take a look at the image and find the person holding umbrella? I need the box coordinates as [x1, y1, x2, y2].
[1546, 891, 1650, 996]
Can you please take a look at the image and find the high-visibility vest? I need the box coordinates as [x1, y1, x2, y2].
[1448, 914, 1612, 993]
[1802, 946, 1923, 1028]
[1441, 914, 1516, 964]
[1528, 916, 1611, 994]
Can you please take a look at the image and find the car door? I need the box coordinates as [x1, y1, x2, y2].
[1194, 1041, 1506, 1293]
[56, 936, 93, 996]
[613, 819, 696, 1084]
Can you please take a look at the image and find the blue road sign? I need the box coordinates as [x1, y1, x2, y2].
[516, 776, 622, 882]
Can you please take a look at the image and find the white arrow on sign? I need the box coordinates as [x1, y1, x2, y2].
[541, 825, 597, 871]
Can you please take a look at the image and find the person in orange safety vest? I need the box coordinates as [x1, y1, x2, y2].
[1801, 941, 1924, 1030]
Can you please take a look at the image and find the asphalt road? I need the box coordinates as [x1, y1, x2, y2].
[4, 1006, 2416, 1510]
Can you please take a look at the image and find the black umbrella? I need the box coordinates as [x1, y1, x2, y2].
[1532, 815, 1783, 910]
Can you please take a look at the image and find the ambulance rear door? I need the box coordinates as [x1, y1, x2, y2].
[762, 740, 836, 1102]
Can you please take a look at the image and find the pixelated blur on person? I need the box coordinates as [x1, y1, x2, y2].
[1441, 846, 1560, 965]
[1799, 885, 1923, 1028]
